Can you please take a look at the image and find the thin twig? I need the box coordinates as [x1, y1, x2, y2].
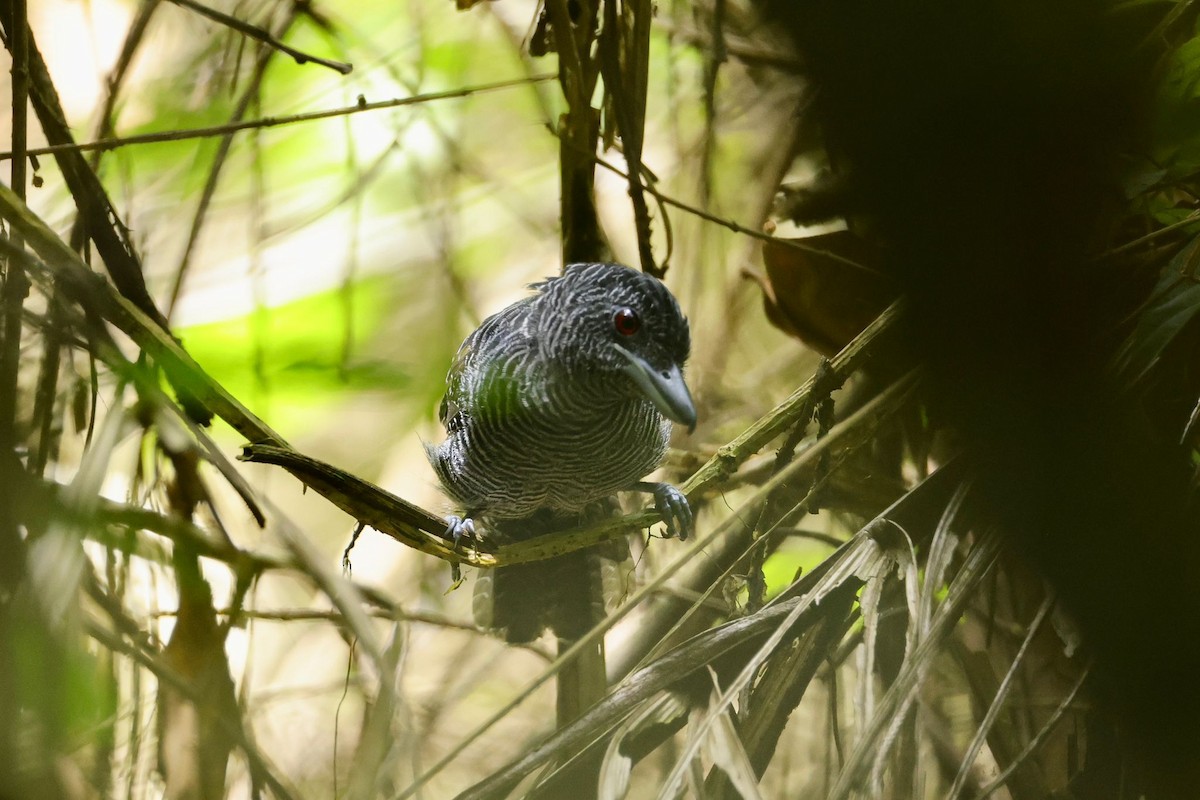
[165, 0, 353, 74]
[0, 0, 30, 596]
[87, 0, 163, 164]
[592, 152, 871, 272]
[149, 605, 552, 658]
[777, 527, 846, 549]
[655, 20, 802, 71]
[680, 300, 903, 496]
[0, 0, 30, 457]
[0, 74, 555, 162]
[84, 616, 300, 800]
[1100, 209, 1200, 258]
[30, 285, 64, 475]
[166, 9, 299, 320]
[743, 362, 827, 612]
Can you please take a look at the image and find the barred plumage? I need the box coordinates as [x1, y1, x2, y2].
[427, 262, 695, 642]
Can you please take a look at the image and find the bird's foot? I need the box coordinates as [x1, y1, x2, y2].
[444, 515, 477, 549]
[634, 482, 693, 541]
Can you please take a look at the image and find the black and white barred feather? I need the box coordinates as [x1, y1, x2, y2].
[427, 262, 693, 642]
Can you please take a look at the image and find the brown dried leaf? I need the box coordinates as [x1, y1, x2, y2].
[751, 231, 896, 356]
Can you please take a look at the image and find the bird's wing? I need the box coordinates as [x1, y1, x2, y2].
[441, 298, 538, 428]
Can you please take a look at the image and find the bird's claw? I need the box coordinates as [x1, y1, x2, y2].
[650, 483, 692, 541]
[445, 515, 477, 549]
[442, 516, 474, 590]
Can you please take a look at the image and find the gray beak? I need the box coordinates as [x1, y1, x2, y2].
[612, 343, 697, 432]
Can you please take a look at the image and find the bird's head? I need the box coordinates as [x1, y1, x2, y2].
[531, 262, 696, 431]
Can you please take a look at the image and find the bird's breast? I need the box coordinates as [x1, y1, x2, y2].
[432, 395, 671, 519]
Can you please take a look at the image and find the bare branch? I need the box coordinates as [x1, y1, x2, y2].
[165, 0, 353, 74]
[0, 75, 555, 163]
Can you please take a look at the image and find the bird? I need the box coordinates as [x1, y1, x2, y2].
[426, 262, 696, 645]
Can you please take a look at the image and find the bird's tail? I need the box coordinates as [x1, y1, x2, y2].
[476, 550, 610, 799]
[473, 504, 626, 644]
[475, 523, 629, 798]
[474, 547, 610, 645]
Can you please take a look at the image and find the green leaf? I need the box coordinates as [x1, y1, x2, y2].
[177, 276, 406, 432]
[1115, 233, 1200, 385]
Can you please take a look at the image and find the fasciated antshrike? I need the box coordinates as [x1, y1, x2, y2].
[427, 262, 696, 643]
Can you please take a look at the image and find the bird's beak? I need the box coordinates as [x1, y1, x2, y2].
[612, 343, 697, 433]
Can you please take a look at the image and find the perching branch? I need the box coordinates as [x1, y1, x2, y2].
[0, 153, 914, 575]
[250, 367, 917, 575]
[0, 179, 916, 582]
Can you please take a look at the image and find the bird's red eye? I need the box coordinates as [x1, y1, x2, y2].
[614, 307, 641, 336]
